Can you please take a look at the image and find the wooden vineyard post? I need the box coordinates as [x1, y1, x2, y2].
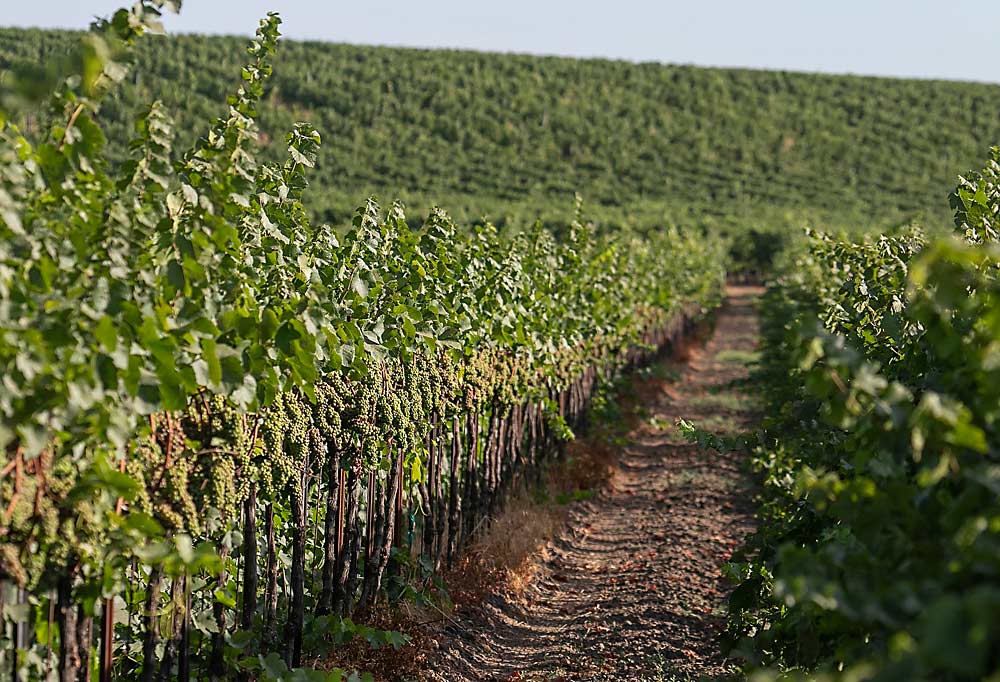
[317, 444, 341, 615]
[447, 416, 462, 567]
[139, 566, 161, 682]
[285, 442, 309, 667]
[263, 504, 278, 650]
[100, 598, 114, 682]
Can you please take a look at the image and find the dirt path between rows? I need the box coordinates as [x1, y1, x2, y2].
[425, 286, 762, 682]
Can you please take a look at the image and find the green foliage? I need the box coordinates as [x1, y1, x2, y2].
[951, 145, 1000, 244]
[696, 150, 1000, 680]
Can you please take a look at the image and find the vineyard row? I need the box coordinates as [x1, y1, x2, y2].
[0, 5, 727, 681]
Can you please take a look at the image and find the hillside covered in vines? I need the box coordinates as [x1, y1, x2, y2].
[2, 26, 1000, 248]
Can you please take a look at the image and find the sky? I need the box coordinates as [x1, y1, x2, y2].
[5, 1, 1000, 84]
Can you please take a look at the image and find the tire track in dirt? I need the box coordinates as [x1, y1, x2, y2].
[426, 286, 761, 681]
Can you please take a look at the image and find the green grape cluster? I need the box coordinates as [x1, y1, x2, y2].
[349, 372, 384, 463]
[313, 374, 349, 461]
[258, 392, 312, 498]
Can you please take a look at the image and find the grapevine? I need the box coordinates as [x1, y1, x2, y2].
[0, 4, 727, 681]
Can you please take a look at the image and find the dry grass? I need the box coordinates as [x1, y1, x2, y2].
[452, 435, 618, 599]
[443, 498, 565, 607]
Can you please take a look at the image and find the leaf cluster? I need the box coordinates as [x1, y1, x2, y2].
[714, 151, 1000, 681]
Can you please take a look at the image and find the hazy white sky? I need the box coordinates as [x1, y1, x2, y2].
[5, 1, 999, 83]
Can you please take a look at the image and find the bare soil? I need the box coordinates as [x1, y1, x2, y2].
[424, 286, 761, 682]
